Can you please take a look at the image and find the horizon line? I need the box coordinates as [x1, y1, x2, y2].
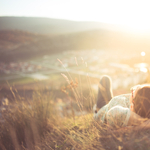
[0, 15, 121, 25]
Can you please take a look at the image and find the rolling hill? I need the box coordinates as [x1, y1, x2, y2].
[0, 17, 150, 63]
[0, 29, 150, 63]
[0, 17, 121, 35]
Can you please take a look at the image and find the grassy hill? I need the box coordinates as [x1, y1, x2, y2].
[1, 17, 150, 150]
[0, 17, 116, 35]
[1, 82, 150, 150]
[0, 30, 47, 62]
[0, 17, 150, 62]
[0, 29, 150, 63]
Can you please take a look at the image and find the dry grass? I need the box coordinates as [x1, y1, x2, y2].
[1, 86, 150, 150]
[1, 58, 150, 150]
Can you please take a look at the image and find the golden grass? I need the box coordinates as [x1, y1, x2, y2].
[1, 88, 150, 150]
[1, 58, 150, 150]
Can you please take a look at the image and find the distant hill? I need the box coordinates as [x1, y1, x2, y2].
[0, 30, 47, 62]
[0, 17, 120, 35]
[0, 29, 150, 63]
[0, 30, 43, 43]
[0, 17, 150, 63]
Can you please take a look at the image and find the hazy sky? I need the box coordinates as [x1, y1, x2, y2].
[1, 0, 150, 32]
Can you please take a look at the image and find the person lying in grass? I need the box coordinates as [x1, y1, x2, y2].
[93, 75, 150, 128]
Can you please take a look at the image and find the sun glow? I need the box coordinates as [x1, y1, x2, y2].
[140, 68, 147, 73]
[1, 0, 150, 33]
[141, 52, 146, 57]
[47, 0, 150, 33]
[134, 63, 148, 73]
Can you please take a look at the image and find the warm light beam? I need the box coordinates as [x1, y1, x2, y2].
[1, 0, 150, 33]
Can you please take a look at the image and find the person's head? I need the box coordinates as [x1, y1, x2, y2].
[131, 84, 150, 118]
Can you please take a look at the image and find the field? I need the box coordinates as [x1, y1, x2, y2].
[1, 17, 150, 150]
[0, 48, 149, 149]
[1, 65, 150, 149]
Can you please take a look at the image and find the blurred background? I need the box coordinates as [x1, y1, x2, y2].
[0, 0, 150, 114]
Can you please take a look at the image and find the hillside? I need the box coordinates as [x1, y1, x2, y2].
[0, 30, 43, 43]
[0, 29, 150, 63]
[0, 17, 150, 63]
[0, 30, 47, 62]
[0, 17, 121, 35]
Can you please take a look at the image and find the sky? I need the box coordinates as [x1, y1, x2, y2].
[1, 0, 150, 32]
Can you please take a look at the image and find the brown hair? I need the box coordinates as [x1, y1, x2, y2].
[134, 85, 150, 118]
